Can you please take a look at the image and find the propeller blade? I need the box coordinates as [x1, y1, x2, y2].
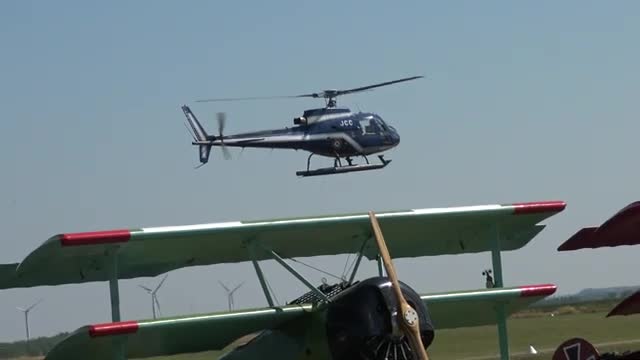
[139, 284, 153, 293]
[369, 211, 430, 360]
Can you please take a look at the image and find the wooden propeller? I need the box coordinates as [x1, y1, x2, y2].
[369, 211, 430, 360]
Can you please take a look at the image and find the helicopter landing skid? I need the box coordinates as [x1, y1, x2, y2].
[296, 155, 391, 177]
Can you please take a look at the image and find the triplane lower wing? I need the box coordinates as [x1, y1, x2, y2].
[0, 200, 566, 360]
[44, 284, 557, 360]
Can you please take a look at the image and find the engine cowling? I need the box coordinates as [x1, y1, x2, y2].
[326, 277, 435, 360]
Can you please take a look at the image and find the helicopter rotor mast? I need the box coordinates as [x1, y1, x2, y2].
[195, 75, 423, 108]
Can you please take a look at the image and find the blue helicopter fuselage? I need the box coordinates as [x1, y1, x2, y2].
[218, 108, 400, 158]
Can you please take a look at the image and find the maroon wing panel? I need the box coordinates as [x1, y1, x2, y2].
[557, 202, 640, 251]
[607, 290, 640, 317]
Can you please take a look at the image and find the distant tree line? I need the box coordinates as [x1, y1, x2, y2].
[0, 332, 68, 359]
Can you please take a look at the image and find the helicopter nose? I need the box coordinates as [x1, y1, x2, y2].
[390, 128, 400, 145]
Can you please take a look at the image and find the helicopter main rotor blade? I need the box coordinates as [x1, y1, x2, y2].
[194, 75, 422, 106]
[332, 75, 423, 97]
[369, 211, 430, 360]
[195, 94, 313, 103]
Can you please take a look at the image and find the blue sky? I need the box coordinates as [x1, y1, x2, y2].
[0, 1, 639, 341]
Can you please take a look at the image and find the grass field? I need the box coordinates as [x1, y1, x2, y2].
[8, 306, 638, 360]
[142, 309, 638, 360]
[427, 311, 638, 359]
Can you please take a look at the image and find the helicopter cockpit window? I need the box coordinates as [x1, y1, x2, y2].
[360, 117, 380, 135]
[374, 117, 389, 132]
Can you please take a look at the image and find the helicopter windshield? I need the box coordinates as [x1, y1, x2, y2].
[373, 115, 389, 131]
[359, 116, 388, 135]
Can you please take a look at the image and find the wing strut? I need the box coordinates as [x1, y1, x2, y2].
[247, 242, 275, 307]
[107, 250, 126, 360]
[247, 240, 334, 306]
[264, 248, 331, 304]
[491, 224, 509, 360]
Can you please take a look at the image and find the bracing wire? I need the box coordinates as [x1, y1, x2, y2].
[341, 252, 353, 280]
[344, 252, 360, 280]
[288, 258, 344, 282]
[340, 239, 365, 280]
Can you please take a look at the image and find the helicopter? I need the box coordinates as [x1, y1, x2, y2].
[180, 76, 422, 177]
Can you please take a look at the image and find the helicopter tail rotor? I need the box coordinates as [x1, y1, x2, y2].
[217, 112, 231, 160]
[181, 105, 232, 167]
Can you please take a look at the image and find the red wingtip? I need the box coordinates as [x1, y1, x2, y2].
[89, 320, 139, 337]
[512, 201, 567, 215]
[60, 229, 131, 246]
[519, 284, 557, 297]
[607, 290, 640, 317]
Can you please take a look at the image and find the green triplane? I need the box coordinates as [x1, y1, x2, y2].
[0, 200, 566, 360]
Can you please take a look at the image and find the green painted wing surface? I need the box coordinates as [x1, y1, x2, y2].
[423, 284, 556, 328]
[1, 201, 565, 289]
[44, 304, 311, 360]
[43, 284, 555, 360]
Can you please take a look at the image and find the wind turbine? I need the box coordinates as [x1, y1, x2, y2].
[17, 298, 43, 342]
[139, 274, 168, 319]
[218, 281, 244, 311]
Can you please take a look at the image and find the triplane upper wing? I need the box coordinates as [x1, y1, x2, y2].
[1, 201, 565, 289]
